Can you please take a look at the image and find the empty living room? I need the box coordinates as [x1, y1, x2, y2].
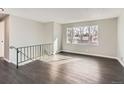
[0, 8, 124, 85]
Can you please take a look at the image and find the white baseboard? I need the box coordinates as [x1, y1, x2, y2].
[4, 58, 9, 62]
[0, 57, 10, 62]
[4, 50, 124, 68]
[53, 50, 62, 54]
[62, 50, 117, 59]
[116, 58, 124, 67]
[0, 57, 4, 60]
[61, 50, 124, 67]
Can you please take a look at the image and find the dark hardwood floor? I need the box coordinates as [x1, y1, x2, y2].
[0, 52, 124, 84]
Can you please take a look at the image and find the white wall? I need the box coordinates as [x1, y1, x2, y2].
[53, 23, 62, 53]
[6, 15, 120, 65]
[4, 16, 10, 60]
[42, 22, 62, 53]
[7, 15, 119, 64]
[7, 14, 124, 66]
[9, 16, 47, 64]
[62, 18, 117, 58]
[9, 16, 45, 47]
[43, 22, 54, 43]
[118, 13, 124, 65]
[9, 16, 62, 64]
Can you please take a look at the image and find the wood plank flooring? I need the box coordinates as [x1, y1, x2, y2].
[0, 52, 124, 84]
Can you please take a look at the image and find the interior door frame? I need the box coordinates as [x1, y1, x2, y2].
[0, 13, 9, 60]
[0, 20, 5, 57]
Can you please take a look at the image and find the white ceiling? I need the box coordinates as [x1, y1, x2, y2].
[5, 8, 124, 23]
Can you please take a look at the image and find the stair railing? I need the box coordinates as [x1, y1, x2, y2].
[10, 43, 53, 68]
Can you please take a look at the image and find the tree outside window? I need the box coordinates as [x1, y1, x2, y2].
[66, 25, 99, 45]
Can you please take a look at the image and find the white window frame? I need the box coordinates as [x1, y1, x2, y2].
[66, 25, 99, 46]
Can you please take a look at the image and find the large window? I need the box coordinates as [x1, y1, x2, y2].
[66, 25, 99, 45]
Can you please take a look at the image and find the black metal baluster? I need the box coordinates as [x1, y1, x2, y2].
[30, 46, 31, 59]
[38, 45, 39, 58]
[45, 44, 47, 55]
[27, 47, 28, 60]
[50, 44, 51, 55]
[46, 44, 47, 55]
[16, 48, 19, 69]
[52, 44, 53, 55]
[49, 44, 50, 55]
[24, 47, 25, 61]
[33, 46, 34, 59]
[47, 44, 49, 56]
[44, 44, 45, 56]
[16, 43, 52, 69]
[47, 44, 48, 55]
[40, 45, 41, 57]
[41, 45, 42, 56]
[42, 44, 44, 56]
[20, 48, 22, 63]
[48, 44, 50, 55]
[35, 45, 36, 58]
